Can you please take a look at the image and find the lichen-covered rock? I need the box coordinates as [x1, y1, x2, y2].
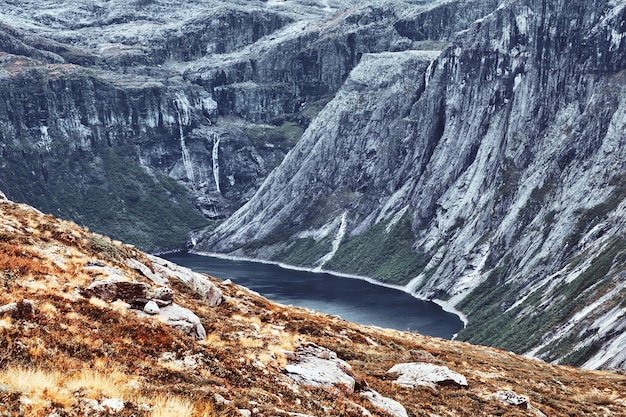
[388, 362, 467, 389]
[284, 343, 356, 392]
[158, 304, 206, 340]
[361, 389, 408, 417]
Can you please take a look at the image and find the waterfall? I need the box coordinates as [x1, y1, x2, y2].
[212, 132, 221, 194]
[315, 211, 348, 270]
[173, 92, 195, 188]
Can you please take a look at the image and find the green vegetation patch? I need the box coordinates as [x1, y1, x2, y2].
[1, 146, 208, 253]
[325, 214, 429, 285]
[458, 238, 625, 359]
[279, 236, 334, 267]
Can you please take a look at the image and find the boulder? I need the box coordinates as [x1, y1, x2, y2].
[387, 363, 467, 389]
[81, 279, 150, 307]
[284, 343, 355, 392]
[149, 286, 174, 306]
[155, 304, 206, 341]
[143, 301, 160, 315]
[492, 390, 529, 408]
[361, 390, 408, 417]
[126, 258, 169, 287]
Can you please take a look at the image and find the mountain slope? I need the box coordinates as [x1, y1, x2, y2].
[0, 0, 495, 252]
[198, 0, 626, 369]
[2, 192, 626, 416]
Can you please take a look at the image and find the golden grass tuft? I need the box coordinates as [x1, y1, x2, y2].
[65, 368, 136, 401]
[149, 394, 195, 417]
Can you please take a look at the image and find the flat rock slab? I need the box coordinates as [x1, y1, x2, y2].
[284, 344, 355, 392]
[388, 362, 468, 389]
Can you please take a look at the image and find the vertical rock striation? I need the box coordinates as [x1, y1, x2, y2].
[201, 0, 626, 369]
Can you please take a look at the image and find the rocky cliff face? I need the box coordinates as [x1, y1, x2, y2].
[200, 0, 626, 370]
[0, 0, 485, 252]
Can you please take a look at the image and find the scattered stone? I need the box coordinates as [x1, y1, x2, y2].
[0, 302, 17, 315]
[387, 363, 468, 389]
[214, 394, 231, 405]
[143, 301, 160, 315]
[361, 389, 408, 417]
[85, 259, 106, 267]
[492, 390, 528, 408]
[238, 409, 252, 417]
[0, 384, 8, 394]
[221, 279, 233, 285]
[284, 343, 355, 392]
[149, 286, 174, 306]
[81, 279, 149, 306]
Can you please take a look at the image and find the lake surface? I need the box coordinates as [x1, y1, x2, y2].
[163, 252, 463, 339]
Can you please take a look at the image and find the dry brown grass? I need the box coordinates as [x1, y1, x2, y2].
[1, 199, 626, 417]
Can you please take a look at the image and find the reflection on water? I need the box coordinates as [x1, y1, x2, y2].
[163, 252, 463, 339]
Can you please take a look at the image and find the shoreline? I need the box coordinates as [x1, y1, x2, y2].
[191, 249, 468, 328]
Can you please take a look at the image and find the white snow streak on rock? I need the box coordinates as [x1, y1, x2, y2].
[315, 211, 348, 269]
[212, 132, 222, 194]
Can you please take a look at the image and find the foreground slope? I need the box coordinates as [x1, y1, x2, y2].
[2, 196, 626, 416]
[199, 0, 626, 369]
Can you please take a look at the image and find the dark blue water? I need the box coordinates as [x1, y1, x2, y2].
[163, 252, 463, 339]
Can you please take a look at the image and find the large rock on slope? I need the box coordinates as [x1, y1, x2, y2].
[199, 0, 626, 369]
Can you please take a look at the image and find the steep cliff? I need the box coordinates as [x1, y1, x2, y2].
[200, 0, 626, 369]
[0, 0, 485, 252]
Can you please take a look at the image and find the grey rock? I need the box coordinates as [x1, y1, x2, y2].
[284, 343, 355, 392]
[149, 286, 174, 305]
[126, 258, 169, 287]
[0, 302, 17, 315]
[81, 279, 150, 306]
[149, 255, 223, 307]
[387, 363, 467, 389]
[361, 389, 408, 417]
[492, 390, 529, 408]
[143, 301, 160, 315]
[156, 304, 206, 341]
